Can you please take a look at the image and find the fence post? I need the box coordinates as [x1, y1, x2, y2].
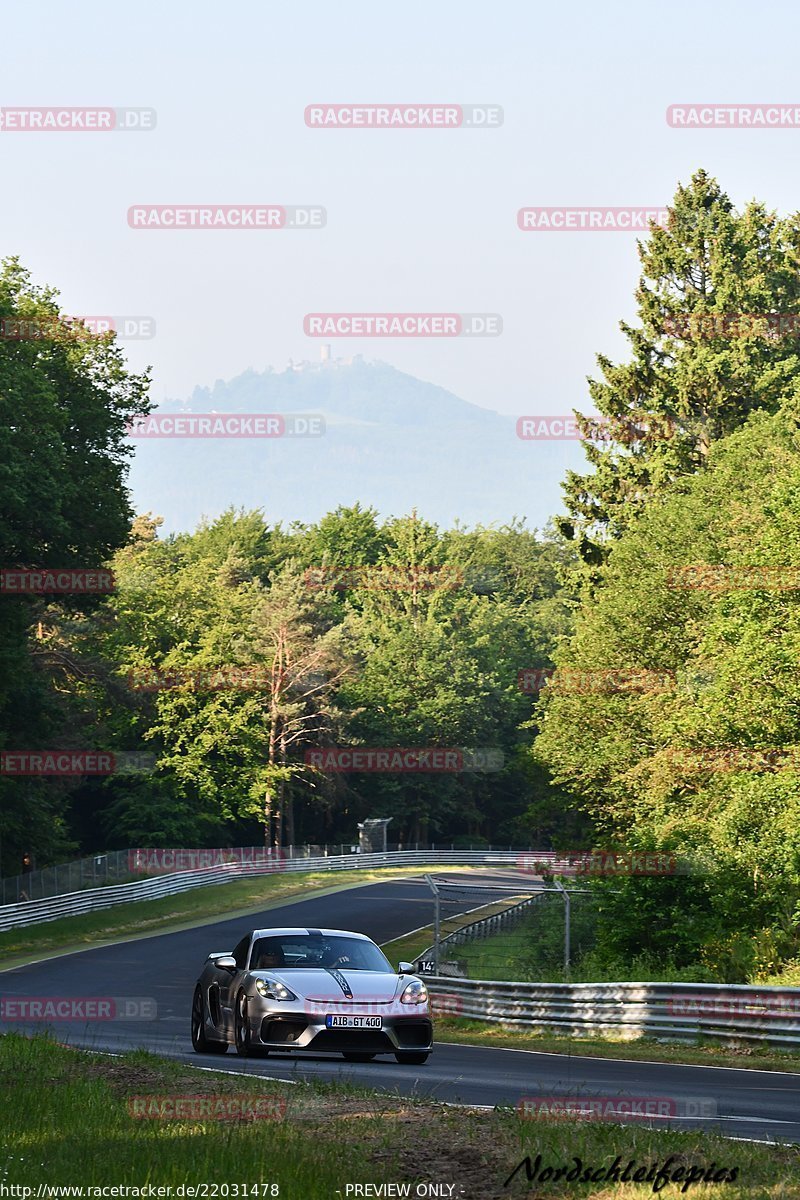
[553, 879, 571, 975]
[424, 874, 441, 974]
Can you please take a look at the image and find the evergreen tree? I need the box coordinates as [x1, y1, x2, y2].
[560, 170, 800, 561]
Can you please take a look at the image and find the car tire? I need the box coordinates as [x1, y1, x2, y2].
[341, 1052, 376, 1062]
[234, 989, 254, 1057]
[394, 1051, 429, 1065]
[191, 986, 228, 1054]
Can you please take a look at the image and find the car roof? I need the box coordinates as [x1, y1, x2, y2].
[249, 927, 372, 941]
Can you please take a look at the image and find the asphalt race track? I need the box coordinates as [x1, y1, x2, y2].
[2, 872, 800, 1144]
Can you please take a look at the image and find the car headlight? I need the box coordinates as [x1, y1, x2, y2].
[400, 979, 428, 1005]
[255, 978, 297, 1002]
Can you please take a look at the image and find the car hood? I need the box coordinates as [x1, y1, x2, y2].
[251, 968, 403, 1003]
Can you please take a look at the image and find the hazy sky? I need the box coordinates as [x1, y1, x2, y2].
[4, 0, 800, 522]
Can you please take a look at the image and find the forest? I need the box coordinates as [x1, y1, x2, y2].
[5, 169, 800, 981]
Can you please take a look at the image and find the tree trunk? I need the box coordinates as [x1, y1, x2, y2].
[268, 631, 284, 848]
[274, 797, 282, 849]
[279, 724, 294, 848]
[264, 787, 273, 849]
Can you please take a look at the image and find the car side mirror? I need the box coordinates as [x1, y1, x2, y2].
[398, 961, 414, 974]
[215, 956, 237, 972]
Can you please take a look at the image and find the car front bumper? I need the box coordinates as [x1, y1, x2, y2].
[249, 1008, 433, 1054]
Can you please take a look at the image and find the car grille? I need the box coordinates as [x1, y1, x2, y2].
[309, 1029, 394, 1053]
[306, 999, 394, 1007]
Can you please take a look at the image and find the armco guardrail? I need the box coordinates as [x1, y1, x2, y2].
[440, 893, 543, 948]
[0, 842, 492, 904]
[427, 977, 800, 1046]
[0, 850, 523, 932]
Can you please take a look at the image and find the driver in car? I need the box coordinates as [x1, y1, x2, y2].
[255, 944, 285, 969]
[322, 944, 353, 968]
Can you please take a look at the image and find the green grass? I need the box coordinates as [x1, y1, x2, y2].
[381, 926, 435, 968]
[455, 919, 547, 980]
[0, 866, 473, 968]
[2, 1034, 798, 1198]
[435, 1017, 800, 1074]
[0, 1033, 357, 1193]
[380, 894, 532, 970]
[449, 911, 714, 985]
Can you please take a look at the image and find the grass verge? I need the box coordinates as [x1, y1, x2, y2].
[2, 1033, 798, 1199]
[456, 916, 570, 980]
[444, 914, 714, 986]
[380, 893, 532, 969]
[435, 1017, 800, 1074]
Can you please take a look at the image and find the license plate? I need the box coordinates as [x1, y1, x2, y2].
[325, 1014, 382, 1029]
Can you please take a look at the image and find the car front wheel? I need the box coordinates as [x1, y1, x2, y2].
[234, 990, 254, 1057]
[232, 988, 261, 1056]
[191, 986, 228, 1055]
[394, 1051, 429, 1065]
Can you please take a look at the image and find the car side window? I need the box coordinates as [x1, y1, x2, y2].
[232, 935, 251, 970]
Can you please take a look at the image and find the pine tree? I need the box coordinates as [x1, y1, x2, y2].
[560, 170, 800, 561]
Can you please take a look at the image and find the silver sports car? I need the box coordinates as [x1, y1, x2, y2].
[191, 926, 433, 1063]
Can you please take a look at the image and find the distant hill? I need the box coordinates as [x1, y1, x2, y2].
[126, 357, 578, 531]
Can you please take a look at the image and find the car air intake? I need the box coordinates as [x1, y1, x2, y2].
[394, 1021, 432, 1047]
[261, 1018, 308, 1044]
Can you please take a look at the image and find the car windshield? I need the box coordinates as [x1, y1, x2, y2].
[249, 934, 391, 972]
